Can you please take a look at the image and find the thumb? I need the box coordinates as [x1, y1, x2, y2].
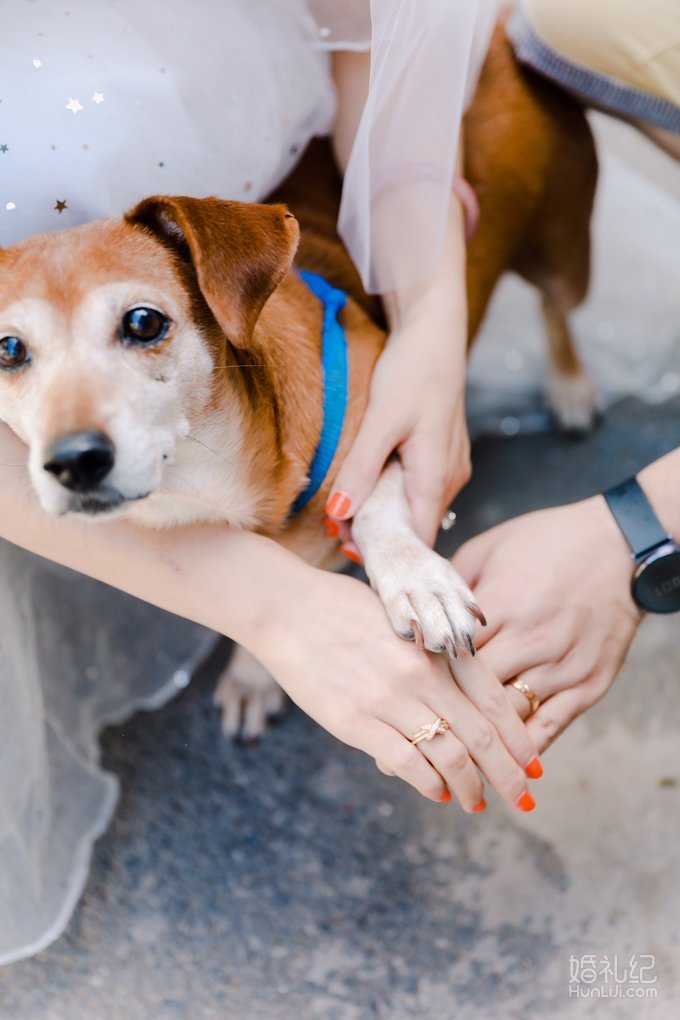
[450, 529, 494, 588]
[326, 409, 399, 520]
[400, 438, 447, 546]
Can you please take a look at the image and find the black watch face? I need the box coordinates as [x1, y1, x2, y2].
[633, 544, 680, 613]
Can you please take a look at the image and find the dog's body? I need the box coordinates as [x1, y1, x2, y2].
[0, 28, 598, 737]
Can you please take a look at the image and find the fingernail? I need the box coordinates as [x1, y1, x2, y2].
[439, 790, 452, 803]
[341, 543, 363, 565]
[516, 790, 536, 812]
[326, 491, 352, 518]
[472, 799, 486, 813]
[525, 756, 543, 779]
[323, 517, 339, 537]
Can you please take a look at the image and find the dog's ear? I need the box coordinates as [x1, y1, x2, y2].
[126, 196, 299, 346]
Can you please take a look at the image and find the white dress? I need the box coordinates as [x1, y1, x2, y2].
[0, 0, 496, 963]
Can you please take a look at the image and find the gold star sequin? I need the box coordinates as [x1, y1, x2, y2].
[54, 200, 68, 214]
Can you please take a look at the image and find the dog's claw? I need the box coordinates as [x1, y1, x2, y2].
[470, 601, 487, 627]
[411, 619, 425, 651]
[466, 633, 476, 657]
[444, 635, 458, 660]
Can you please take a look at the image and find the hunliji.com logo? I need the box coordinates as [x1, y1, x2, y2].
[569, 955, 659, 999]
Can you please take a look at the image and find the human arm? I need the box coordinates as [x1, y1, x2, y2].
[452, 448, 680, 751]
[0, 421, 540, 810]
[326, 50, 472, 547]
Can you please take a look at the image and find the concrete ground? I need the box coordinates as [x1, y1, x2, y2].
[0, 122, 679, 1019]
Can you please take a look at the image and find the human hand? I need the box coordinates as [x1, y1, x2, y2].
[452, 496, 643, 753]
[326, 323, 470, 547]
[256, 565, 542, 813]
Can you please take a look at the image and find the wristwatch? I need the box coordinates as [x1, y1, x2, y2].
[604, 476, 680, 614]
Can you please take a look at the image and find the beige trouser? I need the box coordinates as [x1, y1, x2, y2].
[521, 0, 680, 108]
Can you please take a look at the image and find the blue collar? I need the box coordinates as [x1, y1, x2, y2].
[289, 270, 349, 516]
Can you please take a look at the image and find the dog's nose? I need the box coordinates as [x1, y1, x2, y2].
[43, 431, 115, 492]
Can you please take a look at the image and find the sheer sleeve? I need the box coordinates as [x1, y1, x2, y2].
[307, 0, 498, 294]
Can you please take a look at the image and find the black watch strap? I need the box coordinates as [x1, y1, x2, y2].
[604, 477, 670, 560]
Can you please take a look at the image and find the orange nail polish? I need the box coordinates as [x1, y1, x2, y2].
[525, 757, 543, 779]
[472, 799, 486, 813]
[341, 543, 363, 565]
[516, 790, 536, 812]
[326, 491, 352, 518]
[439, 790, 452, 803]
[323, 518, 339, 537]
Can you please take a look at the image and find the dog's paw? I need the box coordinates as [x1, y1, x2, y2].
[547, 371, 601, 434]
[214, 645, 285, 743]
[373, 543, 485, 657]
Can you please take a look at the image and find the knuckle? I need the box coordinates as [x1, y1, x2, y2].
[470, 723, 496, 755]
[360, 681, 393, 715]
[440, 741, 470, 773]
[337, 708, 368, 744]
[535, 712, 562, 742]
[390, 742, 423, 775]
[499, 761, 527, 794]
[479, 685, 510, 717]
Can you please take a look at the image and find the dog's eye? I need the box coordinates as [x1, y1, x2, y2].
[121, 307, 170, 345]
[0, 336, 30, 371]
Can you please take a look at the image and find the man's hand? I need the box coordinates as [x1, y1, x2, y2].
[452, 496, 643, 752]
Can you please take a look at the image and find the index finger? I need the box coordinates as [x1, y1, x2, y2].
[448, 650, 543, 780]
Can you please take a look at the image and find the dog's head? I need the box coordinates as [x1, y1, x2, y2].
[0, 196, 299, 517]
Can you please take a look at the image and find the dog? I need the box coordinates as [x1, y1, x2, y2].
[0, 26, 598, 739]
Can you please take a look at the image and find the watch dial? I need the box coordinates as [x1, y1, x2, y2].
[633, 545, 680, 614]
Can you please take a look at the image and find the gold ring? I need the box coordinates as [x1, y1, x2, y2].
[507, 680, 540, 715]
[410, 716, 450, 746]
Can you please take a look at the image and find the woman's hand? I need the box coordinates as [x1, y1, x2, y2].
[327, 324, 470, 547]
[256, 566, 541, 813]
[452, 496, 643, 752]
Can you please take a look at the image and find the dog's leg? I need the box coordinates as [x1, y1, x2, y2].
[214, 644, 285, 742]
[542, 290, 601, 433]
[351, 459, 482, 656]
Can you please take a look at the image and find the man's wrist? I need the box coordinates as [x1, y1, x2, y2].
[638, 449, 680, 540]
[581, 495, 644, 619]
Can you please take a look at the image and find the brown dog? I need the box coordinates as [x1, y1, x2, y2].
[0, 27, 597, 737]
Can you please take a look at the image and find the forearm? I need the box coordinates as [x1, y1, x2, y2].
[639, 447, 680, 536]
[0, 425, 309, 650]
[331, 51, 468, 350]
[382, 186, 468, 345]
